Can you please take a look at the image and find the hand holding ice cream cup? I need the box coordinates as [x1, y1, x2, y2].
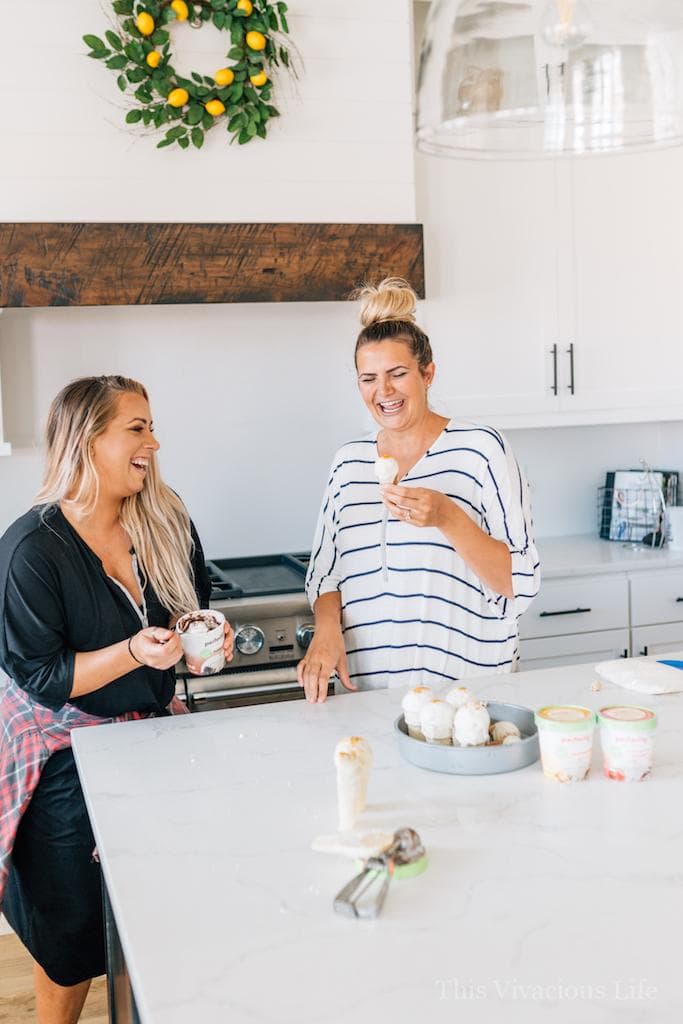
[175, 610, 234, 675]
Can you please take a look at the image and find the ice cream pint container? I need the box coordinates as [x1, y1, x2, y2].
[598, 706, 657, 781]
[535, 705, 595, 782]
[175, 609, 225, 676]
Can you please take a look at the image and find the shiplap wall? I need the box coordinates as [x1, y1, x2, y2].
[0, 1, 417, 555]
[0, 0, 415, 221]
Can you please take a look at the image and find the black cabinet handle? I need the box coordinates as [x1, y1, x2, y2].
[567, 342, 575, 395]
[676, 598, 683, 603]
[621, 649, 628, 658]
[539, 607, 591, 618]
[640, 646, 649, 656]
[551, 343, 558, 396]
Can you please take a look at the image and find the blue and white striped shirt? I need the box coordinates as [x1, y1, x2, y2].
[305, 421, 540, 690]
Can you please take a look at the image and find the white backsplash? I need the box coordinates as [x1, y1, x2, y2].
[2, 305, 682, 553]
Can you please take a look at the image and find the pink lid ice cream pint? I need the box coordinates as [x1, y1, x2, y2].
[534, 705, 595, 783]
[598, 706, 657, 782]
[175, 609, 226, 676]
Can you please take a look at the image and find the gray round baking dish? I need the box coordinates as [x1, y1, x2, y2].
[395, 700, 539, 775]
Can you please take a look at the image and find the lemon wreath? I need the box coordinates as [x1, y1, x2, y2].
[84, 0, 292, 149]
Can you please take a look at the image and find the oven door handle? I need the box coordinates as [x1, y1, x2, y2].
[189, 680, 306, 704]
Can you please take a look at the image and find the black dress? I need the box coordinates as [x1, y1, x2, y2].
[0, 504, 210, 985]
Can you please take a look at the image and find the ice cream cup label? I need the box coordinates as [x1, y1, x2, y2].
[176, 609, 225, 676]
[535, 705, 595, 783]
[598, 706, 657, 782]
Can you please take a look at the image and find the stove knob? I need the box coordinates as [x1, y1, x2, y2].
[235, 624, 265, 656]
[296, 624, 315, 650]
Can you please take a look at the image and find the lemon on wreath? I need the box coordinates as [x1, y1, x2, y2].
[205, 99, 226, 116]
[170, 0, 189, 20]
[168, 87, 189, 107]
[136, 12, 155, 36]
[250, 71, 268, 87]
[214, 67, 235, 87]
[237, 0, 254, 14]
[146, 51, 161, 68]
[246, 30, 266, 51]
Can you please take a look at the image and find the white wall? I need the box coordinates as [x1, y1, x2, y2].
[0, 302, 376, 555]
[0, 0, 415, 556]
[0, 0, 415, 222]
[3, 1, 683, 554]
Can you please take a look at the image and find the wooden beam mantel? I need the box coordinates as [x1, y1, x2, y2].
[0, 223, 424, 308]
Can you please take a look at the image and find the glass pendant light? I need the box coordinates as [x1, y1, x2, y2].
[416, 0, 683, 158]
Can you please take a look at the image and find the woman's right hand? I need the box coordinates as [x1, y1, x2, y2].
[129, 627, 183, 670]
[297, 625, 356, 704]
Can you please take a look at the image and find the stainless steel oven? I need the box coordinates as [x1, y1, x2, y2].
[175, 555, 332, 710]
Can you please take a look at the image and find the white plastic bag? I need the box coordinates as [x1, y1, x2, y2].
[595, 653, 683, 695]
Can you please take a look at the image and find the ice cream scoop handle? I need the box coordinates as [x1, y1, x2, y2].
[333, 859, 394, 919]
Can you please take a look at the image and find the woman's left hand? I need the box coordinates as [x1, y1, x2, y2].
[380, 484, 452, 530]
[223, 620, 235, 662]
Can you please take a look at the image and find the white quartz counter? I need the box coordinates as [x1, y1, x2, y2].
[72, 665, 683, 1024]
[538, 534, 683, 579]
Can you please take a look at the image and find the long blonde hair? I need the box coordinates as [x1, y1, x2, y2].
[35, 376, 198, 616]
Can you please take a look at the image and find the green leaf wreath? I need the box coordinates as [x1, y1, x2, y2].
[84, 0, 292, 149]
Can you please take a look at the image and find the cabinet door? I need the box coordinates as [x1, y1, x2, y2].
[416, 154, 560, 419]
[518, 629, 629, 672]
[630, 571, 683, 627]
[631, 624, 683, 659]
[562, 149, 683, 415]
[519, 576, 628, 640]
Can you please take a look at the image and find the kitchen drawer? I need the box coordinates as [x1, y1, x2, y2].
[631, 623, 683, 658]
[519, 576, 628, 640]
[630, 571, 683, 627]
[518, 629, 629, 672]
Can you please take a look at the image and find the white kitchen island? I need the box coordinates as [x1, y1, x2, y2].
[72, 663, 683, 1024]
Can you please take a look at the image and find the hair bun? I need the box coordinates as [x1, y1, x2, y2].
[355, 277, 418, 329]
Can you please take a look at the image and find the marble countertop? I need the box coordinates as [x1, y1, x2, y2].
[538, 534, 683, 578]
[72, 664, 683, 1024]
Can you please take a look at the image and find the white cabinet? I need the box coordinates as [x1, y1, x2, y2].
[631, 624, 683, 658]
[418, 156, 560, 419]
[565, 150, 683, 417]
[630, 570, 683, 656]
[630, 571, 683, 628]
[416, 145, 683, 429]
[519, 629, 629, 673]
[519, 576, 628, 641]
[517, 565, 683, 670]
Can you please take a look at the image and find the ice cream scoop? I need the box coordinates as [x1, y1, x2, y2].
[490, 720, 521, 745]
[444, 685, 473, 710]
[453, 700, 491, 747]
[420, 699, 454, 745]
[374, 455, 399, 485]
[401, 685, 434, 740]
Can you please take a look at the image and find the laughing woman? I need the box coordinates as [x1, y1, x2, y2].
[0, 376, 233, 1024]
[298, 278, 540, 702]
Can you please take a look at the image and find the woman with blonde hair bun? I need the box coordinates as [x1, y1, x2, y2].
[299, 278, 540, 702]
[0, 375, 233, 1022]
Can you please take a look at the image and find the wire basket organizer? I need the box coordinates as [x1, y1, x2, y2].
[598, 465, 678, 546]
